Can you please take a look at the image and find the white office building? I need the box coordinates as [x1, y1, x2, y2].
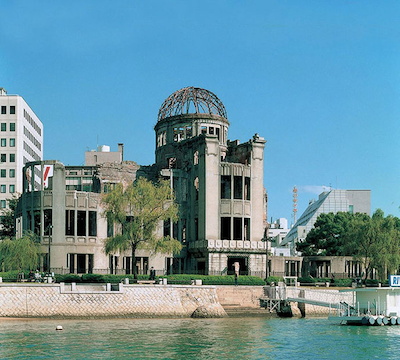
[281, 189, 371, 255]
[0, 88, 43, 210]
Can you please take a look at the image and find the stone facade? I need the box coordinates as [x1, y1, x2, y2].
[0, 283, 226, 318]
[15, 87, 268, 277]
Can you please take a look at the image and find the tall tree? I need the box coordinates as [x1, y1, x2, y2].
[0, 195, 19, 239]
[296, 212, 368, 256]
[0, 231, 40, 271]
[102, 177, 181, 278]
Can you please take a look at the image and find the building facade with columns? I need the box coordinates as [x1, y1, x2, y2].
[16, 87, 269, 276]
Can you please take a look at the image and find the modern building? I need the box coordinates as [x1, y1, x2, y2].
[85, 144, 124, 166]
[0, 88, 43, 211]
[16, 87, 269, 276]
[281, 189, 371, 255]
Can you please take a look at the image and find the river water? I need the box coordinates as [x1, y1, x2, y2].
[0, 316, 399, 359]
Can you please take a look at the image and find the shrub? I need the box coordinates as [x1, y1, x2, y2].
[164, 274, 265, 286]
[331, 278, 352, 287]
[81, 274, 105, 283]
[0, 271, 21, 282]
[55, 274, 82, 283]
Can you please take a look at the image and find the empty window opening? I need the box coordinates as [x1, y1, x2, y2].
[233, 217, 242, 240]
[77, 210, 86, 236]
[89, 211, 97, 236]
[221, 175, 231, 199]
[221, 217, 231, 240]
[234, 176, 243, 199]
[244, 218, 250, 240]
[65, 210, 75, 235]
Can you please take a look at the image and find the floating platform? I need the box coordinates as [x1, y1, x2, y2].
[329, 315, 400, 326]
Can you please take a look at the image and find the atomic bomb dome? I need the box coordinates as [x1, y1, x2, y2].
[157, 87, 227, 122]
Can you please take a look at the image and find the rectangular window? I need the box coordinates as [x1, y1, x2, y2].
[0, 200, 6, 208]
[216, 127, 220, 140]
[10, 106, 15, 114]
[44, 209, 52, 235]
[163, 219, 171, 237]
[107, 219, 114, 238]
[0, 169, 5, 178]
[1, 106, 6, 114]
[0, 185, 6, 193]
[209, 127, 214, 135]
[9, 154, 15, 162]
[194, 218, 199, 241]
[244, 177, 251, 200]
[0, 154, 5, 162]
[77, 254, 86, 273]
[244, 218, 250, 241]
[0, 123, 5, 131]
[34, 210, 40, 235]
[65, 210, 75, 236]
[221, 175, 231, 199]
[221, 217, 231, 240]
[1, 139, 6, 147]
[9, 139, 15, 147]
[68, 254, 75, 273]
[9, 185, 15, 193]
[201, 126, 207, 135]
[88, 211, 97, 236]
[234, 176, 243, 199]
[10, 123, 15, 131]
[349, 205, 354, 214]
[9, 169, 15, 178]
[77, 210, 86, 236]
[233, 217, 242, 240]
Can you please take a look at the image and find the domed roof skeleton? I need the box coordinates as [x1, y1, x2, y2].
[157, 87, 228, 122]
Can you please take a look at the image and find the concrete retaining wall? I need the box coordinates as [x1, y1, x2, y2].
[285, 287, 354, 316]
[0, 283, 226, 318]
[215, 286, 264, 308]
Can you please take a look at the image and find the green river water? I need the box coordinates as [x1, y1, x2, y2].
[0, 317, 398, 359]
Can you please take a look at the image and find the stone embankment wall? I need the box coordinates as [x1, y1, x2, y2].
[0, 283, 227, 318]
[215, 286, 264, 309]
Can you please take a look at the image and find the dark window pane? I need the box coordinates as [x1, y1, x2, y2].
[221, 217, 231, 240]
[221, 175, 231, 199]
[234, 176, 243, 199]
[65, 210, 75, 235]
[77, 211, 86, 236]
[89, 211, 97, 236]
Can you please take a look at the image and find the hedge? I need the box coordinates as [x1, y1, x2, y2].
[50, 273, 265, 285]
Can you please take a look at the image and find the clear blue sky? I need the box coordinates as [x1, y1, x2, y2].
[1, 1, 399, 223]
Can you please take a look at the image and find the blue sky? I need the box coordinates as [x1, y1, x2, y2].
[1, 1, 399, 223]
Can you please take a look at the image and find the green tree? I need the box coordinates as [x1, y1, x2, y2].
[352, 210, 400, 281]
[0, 195, 19, 239]
[296, 212, 369, 256]
[0, 231, 40, 271]
[102, 177, 181, 278]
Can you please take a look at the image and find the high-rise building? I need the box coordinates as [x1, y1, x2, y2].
[0, 88, 43, 210]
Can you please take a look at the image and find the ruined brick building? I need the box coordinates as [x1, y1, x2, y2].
[16, 87, 269, 276]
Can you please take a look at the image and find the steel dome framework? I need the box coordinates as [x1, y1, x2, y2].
[157, 87, 227, 122]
